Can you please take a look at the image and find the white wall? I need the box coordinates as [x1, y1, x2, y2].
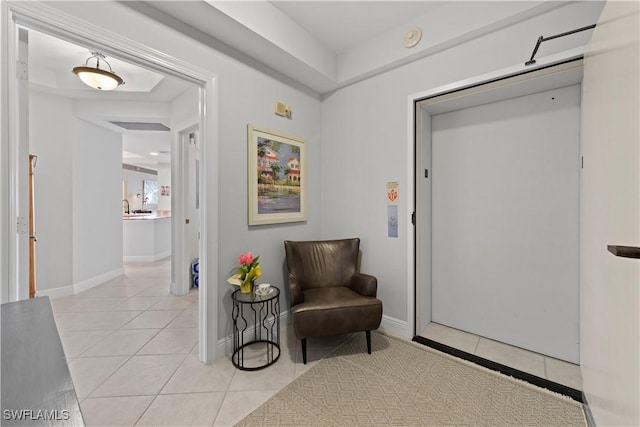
[171, 85, 199, 126]
[29, 90, 123, 295]
[320, 1, 604, 328]
[581, 1, 639, 425]
[431, 85, 580, 363]
[39, 1, 323, 340]
[72, 117, 123, 285]
[29, 91, 74, 293]
[157, 162, 171, 211]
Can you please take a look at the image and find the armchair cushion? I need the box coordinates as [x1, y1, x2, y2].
[291, 287, 382, 338]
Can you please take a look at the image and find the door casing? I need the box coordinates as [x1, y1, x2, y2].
[407, 48, 586, 339]
[2, 1, 220, 363]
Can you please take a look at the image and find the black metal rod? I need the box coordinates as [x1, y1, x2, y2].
[525, 24, 596, 66]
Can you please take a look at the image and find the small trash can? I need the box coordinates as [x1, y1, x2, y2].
[191, 258, 199, 288]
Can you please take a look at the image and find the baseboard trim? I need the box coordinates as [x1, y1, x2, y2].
[412, 335, 583, 402]
[123, 251, 171, 263]
[74, 268, 125, 294]
[36, 284, 74, 299]
[214, 313, 409, 356]
[379, 315, 409, 338]
[582, 393, 596, 427]
[36, 267, 125, 299]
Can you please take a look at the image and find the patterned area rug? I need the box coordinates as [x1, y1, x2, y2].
[236, 332, 586, 426]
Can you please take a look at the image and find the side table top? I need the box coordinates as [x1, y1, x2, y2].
[232, 286, 280, 303]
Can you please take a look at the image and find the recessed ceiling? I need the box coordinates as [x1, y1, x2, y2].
[270, 1, 444, 53]
[27, 27, 199, 169]
[109, 121, 171, 132]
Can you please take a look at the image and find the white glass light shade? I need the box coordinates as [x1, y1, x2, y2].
[72, 66, 123, 90]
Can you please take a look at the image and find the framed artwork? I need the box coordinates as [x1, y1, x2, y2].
[247, 125, 307, 225]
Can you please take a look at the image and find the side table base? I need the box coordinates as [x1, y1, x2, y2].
[232, 340, 280, 371]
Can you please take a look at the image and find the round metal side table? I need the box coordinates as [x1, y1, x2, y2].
[231, 287, 280, 371]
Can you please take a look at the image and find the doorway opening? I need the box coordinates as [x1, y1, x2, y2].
[4, 4, 217, 363]
[411, 58, 584, 399]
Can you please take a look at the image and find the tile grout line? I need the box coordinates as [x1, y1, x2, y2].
[133, 300, 192, 427]
[212, 361, 241, 426]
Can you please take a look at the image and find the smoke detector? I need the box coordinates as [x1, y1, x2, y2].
[403, 28, 422, 48]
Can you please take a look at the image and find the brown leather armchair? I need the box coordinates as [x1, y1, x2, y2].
[284, 238, 383, 364]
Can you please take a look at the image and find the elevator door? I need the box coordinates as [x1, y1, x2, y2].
[431, 85, 580, 363]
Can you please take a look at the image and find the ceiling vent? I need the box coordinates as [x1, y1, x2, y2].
[109, 121, 170, 131]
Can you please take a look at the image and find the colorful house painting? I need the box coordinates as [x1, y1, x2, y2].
[286, 157, 300, 183]
[258, 147, 280, 181]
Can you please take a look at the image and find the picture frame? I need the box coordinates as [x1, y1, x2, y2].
[247, 124, 307, 225]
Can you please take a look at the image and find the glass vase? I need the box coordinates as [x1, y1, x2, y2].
[240, 280, 254, 294]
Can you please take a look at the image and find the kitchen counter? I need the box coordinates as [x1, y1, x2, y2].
[123, 211, 171, 220]
[123, 213, 171, 262]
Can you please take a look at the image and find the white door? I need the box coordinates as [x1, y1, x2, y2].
[9, 27, 31, 302]
[186, 130, 200, 267]
[431, 85, 581, 363]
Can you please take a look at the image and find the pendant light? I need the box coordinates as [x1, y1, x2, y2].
[72, 52, 124, 90]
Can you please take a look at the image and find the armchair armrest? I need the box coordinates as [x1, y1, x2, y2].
[289, 273, 304, 306]
[350, 273, 377, 297]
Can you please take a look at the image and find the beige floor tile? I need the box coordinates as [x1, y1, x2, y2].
[214, 390, 278, 427]
[137, 328, 198, 355]
[82, 286, 145, 298]
[115, 297, 163, 311]
[228, 355, 295, 391]
[150, 295, 195, 310]
[81, 329, 161, 357]
[90, 354, 186, 397]
[136, 392, 224, 427]
[51, 297, 128, 313]
[134, 285, 171, 297]
[81, 396, 154, 427]
[99, 277, 141, 288]
[545, 356, 583, 390]
[54, 311, 141, 331]
[475, 338, 546, 378]
[67, 356, 129, 398]
[420, 322, 480, 354]
[167, 308, 198, 328]
[58, 330, 113, 358]
[121, 310, 182, 329]
[161, 354, 235, 394]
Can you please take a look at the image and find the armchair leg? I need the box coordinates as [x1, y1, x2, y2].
[301, 338, 307, 364]
[366, 330, 372, 354]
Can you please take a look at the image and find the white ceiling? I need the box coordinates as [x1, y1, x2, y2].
[136, 0, 570, 94]
[28, 29, 194, 168]
[269, 1, 445, 53]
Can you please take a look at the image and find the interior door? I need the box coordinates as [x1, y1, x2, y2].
[431, 85, 581, 363]
[11, 27, 31, 302]
[186, 130, 200, 267]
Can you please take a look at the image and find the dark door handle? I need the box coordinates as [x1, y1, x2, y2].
[607, 245, 640, 259]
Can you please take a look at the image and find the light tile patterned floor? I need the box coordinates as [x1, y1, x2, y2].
[420, 322, 583, 390]
[52, 259, 343, 427]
